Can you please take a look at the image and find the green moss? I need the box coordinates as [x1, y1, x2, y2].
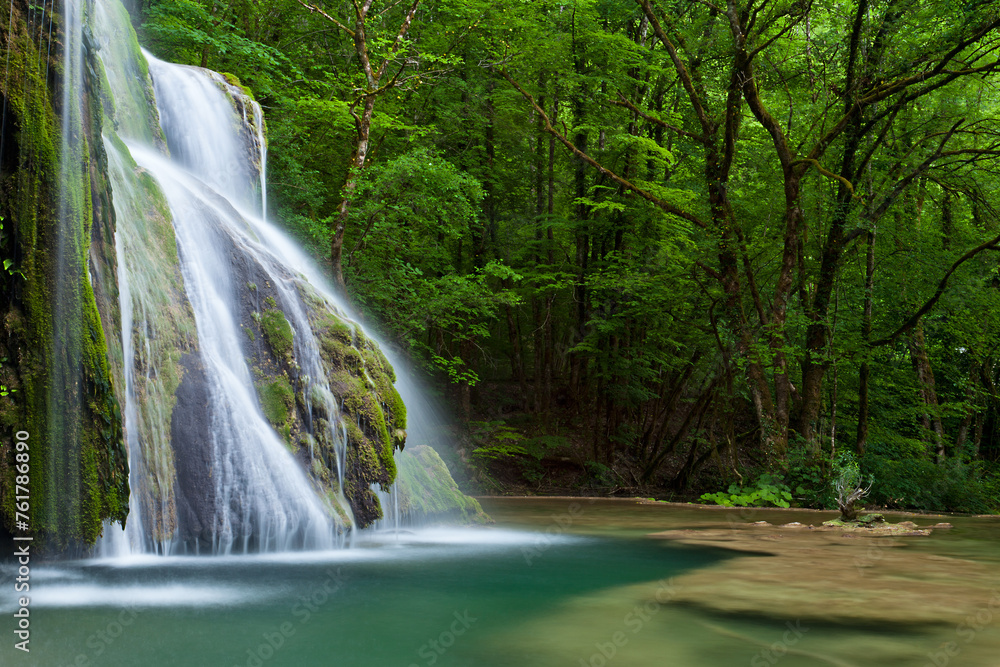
[104, 127, 196, 541]
[327, 489, 352, 525]
[311, 458, 328, 481]
[221, 72, 256, 101]
[370, 401, 396, 480]
[0, 14, 136, 549]
[292, 280, 414, 526]
[257, 376, 294, 429]
[344, 418, 365, 450]
[260, 309, 294, 360]
[390, 388, 407, 432]
[300, 432, 317, 453]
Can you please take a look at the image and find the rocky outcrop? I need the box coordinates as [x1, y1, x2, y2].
[1, 0, 477, 553]
[395, 445, 490, 525]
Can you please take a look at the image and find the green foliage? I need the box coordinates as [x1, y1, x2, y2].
[700, 474, 793, 509]
[468, 420, 527, 463]
[143, 0, 289, 75]
[862, 446, 1000, 514]
[126, 0, 1000, 511]
[583, 461, 616, 487]
[832, 452, 873, 520]
[784, 444, 836, 508]
[833, 453, 867, 494]
[463, 420, 527, 492]
[340, 149, 521, 381]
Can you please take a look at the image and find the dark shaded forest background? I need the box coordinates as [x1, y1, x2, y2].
[127, 0, 1000, 512]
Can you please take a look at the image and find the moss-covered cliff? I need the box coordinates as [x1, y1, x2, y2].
[235, 274, 407, 530]
[0, 0, 129, 552]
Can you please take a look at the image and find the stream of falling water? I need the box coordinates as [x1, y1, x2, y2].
[92, 2, 365, 553]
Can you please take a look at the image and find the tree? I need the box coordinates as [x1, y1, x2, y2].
[296, 0, 423, 287]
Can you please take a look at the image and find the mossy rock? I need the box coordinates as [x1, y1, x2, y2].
[260, 309, 294, 360]
[396, 445, 491, 525]
[257, 376, 294, 432]
[221, 72, 255, 102]
[0, 3, 131, 551]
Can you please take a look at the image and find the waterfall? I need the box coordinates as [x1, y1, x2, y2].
[91, 0, 389, 555]
[83, 0, 480, 557]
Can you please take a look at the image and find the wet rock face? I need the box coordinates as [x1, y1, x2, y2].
[0, 0, 130, 552]
[170, 353, 214, 548]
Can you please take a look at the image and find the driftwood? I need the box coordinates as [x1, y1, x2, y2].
[834, 476, 873, 521]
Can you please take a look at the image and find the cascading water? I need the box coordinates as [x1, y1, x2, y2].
[49, 0, 86, 540]
[86, 0, 478, 557]
[91, 0, 386, 555]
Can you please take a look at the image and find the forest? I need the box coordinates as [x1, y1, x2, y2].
[126, 0, 1000, 513]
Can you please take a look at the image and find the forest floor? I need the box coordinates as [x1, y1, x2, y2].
[443, 380, 747, 502]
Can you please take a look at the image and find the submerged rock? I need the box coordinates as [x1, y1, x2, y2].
[820, 515, 930, 536]
[649, 520, 992, 626]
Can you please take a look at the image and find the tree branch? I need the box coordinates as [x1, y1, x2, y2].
[873, 231, 1000, 346]
[296, 0, 355, 37]
[500, 69, 707, 228]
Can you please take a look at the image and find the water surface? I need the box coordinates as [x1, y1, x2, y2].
[3, 498, 999, 666]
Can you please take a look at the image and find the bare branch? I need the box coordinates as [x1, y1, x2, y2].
[612, 94, 702, 140]
[873, 230, 1000, 346]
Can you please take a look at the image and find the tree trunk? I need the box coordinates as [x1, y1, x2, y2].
[331, 93, 377, 289]
[908, 322, 945, 461]
[856, 228, 876, 456]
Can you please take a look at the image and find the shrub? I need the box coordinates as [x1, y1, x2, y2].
[832, 452, 872, 521]
[862, 445, 1000, 514]
[700, 473, 793, 508]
